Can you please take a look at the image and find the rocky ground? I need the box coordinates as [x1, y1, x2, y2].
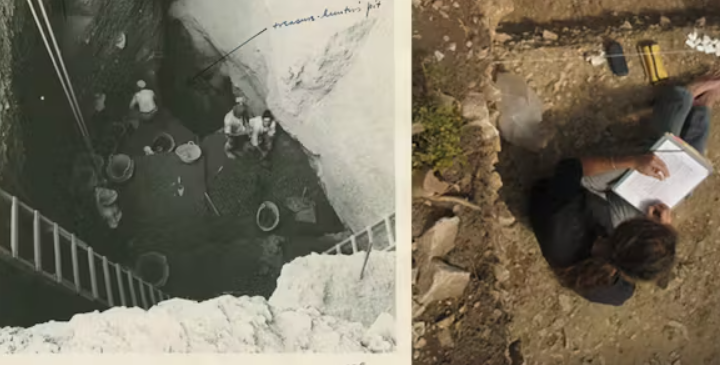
[413, 1, 720, 364]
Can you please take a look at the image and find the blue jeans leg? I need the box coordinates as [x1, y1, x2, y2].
[652, 86, 711, 153]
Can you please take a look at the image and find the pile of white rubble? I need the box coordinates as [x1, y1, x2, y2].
[0, 251, 396, 353]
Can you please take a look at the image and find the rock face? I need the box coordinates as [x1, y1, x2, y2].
[418, 259, 471, 305]
[170, 0, 395, 231]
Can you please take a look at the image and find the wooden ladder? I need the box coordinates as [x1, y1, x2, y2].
[0, 189, 170, 310]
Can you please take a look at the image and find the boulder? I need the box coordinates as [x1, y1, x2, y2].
[418, 259, 471, 305]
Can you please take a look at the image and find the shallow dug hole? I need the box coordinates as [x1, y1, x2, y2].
[486, 19, 720, 365]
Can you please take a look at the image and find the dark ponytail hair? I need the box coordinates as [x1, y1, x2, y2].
[556, 218, 677, 294]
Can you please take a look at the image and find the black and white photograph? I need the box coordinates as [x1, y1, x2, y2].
[0, 0, 397, 354]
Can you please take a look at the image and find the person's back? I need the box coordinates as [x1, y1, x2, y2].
[529, 158, 678, 306]
[133, 89, 157, 113]
[224, 109, 249, 136]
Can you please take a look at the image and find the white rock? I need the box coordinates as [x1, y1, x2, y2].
[418, 260, 471, 305]
[688, 32, 698, 41]
[542, 30, 558, 41]
[448, 43, 457, 52]
[584, 51, 606, 66]
[435, 50, 445, 62]
[416, 216, 460, 260]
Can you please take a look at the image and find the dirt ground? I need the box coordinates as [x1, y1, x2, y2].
[504, 0, 712, 25]
[414, 1, 720, 364]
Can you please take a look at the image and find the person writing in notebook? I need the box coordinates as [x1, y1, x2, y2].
[528, 74, 720, 306]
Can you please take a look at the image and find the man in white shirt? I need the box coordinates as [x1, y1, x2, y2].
[223, 96, 251, 159]
[248, 110, 277, 159]
[129, 80, 158, 122]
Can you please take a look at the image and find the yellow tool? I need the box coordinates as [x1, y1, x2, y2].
[638, 42, 669, 83]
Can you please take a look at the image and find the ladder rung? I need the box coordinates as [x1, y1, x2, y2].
[139, 279, 148, 309]
[102, 256, 114, 306]
[126, 270, 138, 307]
[53, 223, 61, 282]
[350, 235, 358, 253]
[88, 248, 98, 299]
[148, 283, 156, 305]
[384, 216, 394, 247]
[33, 210, 41, 270]
[70, 235, 80, 291]
[10, 196, 18, 258]
[115, 264, 126, 307]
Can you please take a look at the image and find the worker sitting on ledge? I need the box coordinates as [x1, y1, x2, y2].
[527, 74, 720, 306]
[129, 80, 158, 122]
[223, 96, 251, 159]
[249, 110, 277, 160]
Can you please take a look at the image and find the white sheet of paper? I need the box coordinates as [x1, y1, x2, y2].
[613, 140, 710, 211]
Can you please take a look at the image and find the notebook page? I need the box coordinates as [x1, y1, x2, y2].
[613, 140, 710, 211]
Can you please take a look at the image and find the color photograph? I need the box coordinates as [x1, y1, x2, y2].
[411, 0, 720, 364]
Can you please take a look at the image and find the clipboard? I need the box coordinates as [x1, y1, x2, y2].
[611, 133, 713, 212]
